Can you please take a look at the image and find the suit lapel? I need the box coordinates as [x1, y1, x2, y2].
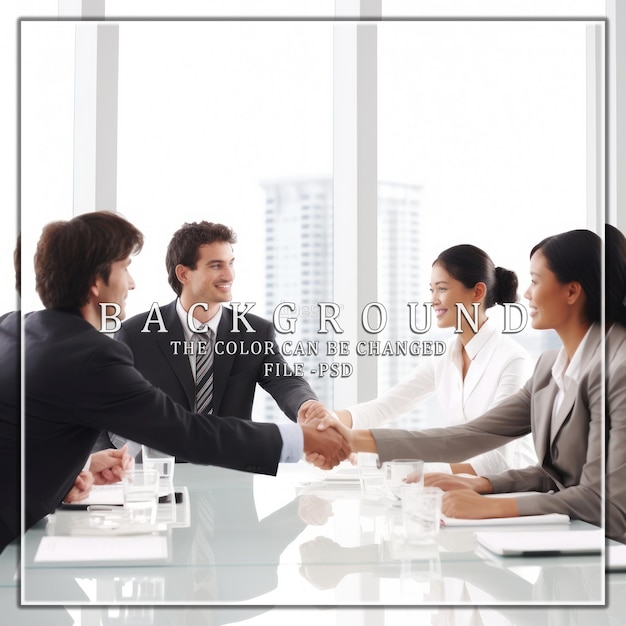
[462, 339, 497, 406]
[531, 362, 558, 464]
[156, 301, 195, 410]
[212, 308, 237, 413]
[550, 324, 602, 445]
[550, 383, 577, 445]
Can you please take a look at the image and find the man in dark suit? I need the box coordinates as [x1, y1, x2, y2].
[0, 211, 348, 551]
[100, 221, 321, 457]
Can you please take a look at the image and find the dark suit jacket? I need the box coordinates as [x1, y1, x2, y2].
[372, 324, 613, 532]
[10, 308, 283, 543]
[0, 311, 19, 551]
[115, 301, 316, 419]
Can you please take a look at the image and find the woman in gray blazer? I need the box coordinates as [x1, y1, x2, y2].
[314, 229, 618, 534]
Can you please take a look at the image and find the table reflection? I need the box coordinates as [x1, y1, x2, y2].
[19, 463, 604, 607]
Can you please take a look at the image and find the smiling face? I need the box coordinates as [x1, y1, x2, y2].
[524, 249, 579, 332]
[429, 263, 482, 329]
[177, 241, 235, 318]
[92, 257, 135, 321]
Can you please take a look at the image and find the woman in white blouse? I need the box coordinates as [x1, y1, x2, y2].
[304, 244, 537, 476]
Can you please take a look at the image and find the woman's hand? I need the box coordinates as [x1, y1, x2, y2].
[298, 400, 333, 424]
[442, 490, 518, 519]
[424, 472, 493, 493]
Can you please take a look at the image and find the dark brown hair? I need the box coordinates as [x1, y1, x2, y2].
[35, 211, 143, 310]
[166, 221, 237, 296]
[606, 224, 626, 328]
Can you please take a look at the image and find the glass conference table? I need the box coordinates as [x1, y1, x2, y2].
[16, 461, 609, 611]
[22, 462, 604, 606]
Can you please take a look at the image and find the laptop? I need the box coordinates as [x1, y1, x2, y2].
[476, 529, 604, 556]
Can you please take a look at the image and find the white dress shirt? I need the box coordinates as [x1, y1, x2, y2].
[348, 318, 537, 475]
[175, 298, 222, 377]
[550, 325, 593, 431]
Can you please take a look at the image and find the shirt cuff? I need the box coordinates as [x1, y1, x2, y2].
[277, 422, 304, 463]
[83, 454, 93, 472]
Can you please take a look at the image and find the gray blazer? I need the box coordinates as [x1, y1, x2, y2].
[372, 324, 608, 531]
[607, 323, 626, 540]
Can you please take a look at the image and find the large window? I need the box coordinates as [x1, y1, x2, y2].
[375, 20, 594, 425]
[20, 17, 602, 424]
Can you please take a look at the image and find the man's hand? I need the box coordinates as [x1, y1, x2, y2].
[89, 444, 134, 484]
[424, 472, 493, 494]
[298, 400, 334, 424]
[442, 490, 518, 519]
[301, 421, 351, 469]
[63, 470, 94, 503]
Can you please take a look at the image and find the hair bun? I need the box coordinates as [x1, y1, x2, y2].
[493, 266, 519, 305]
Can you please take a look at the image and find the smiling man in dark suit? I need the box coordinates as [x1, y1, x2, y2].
[99, 221, 322, 458]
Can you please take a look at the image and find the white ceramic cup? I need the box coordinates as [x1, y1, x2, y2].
[383, 459, 424, 498]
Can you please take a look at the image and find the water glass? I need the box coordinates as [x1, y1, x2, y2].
[401, 486, 443, 544]
[122, 469, 159, 523]
[141, 445, 175, 494]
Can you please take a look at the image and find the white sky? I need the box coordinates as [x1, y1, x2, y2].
[16, 16, 595, 320]
[1, 0, 608, 318]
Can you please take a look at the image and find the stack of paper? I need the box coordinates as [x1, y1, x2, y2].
[34, 535, 168, 563]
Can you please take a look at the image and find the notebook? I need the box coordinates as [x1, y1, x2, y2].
[476, 529, 604, 556]
[442, 513, 570, 527]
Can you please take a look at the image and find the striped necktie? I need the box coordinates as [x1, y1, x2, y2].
[195, 329, 215, 414]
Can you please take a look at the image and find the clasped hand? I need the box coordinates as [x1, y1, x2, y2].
[298, 405, 355, 469]
[63, 445, 134, 503]
[298, 400, 353, 469]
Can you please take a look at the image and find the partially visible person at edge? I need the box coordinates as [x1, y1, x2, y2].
[0, 233, 132, 552]
[301, 243, 537, 476]
[605, 223, 626, 541]
[0, 211, 348, 552]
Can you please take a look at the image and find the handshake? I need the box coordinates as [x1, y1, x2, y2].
[297, 400, 356, 469]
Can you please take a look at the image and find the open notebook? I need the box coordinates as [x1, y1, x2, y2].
[476, 529, 604, 556]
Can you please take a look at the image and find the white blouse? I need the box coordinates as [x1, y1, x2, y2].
[348, 318, 538, 475]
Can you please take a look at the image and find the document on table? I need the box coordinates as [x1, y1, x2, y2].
[62, 483, 124, 506]
[323, 467, 362, 483]
[34, 535, 168, 563]
[441, 513, 570, 527]
[475, 529, 604, 556]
